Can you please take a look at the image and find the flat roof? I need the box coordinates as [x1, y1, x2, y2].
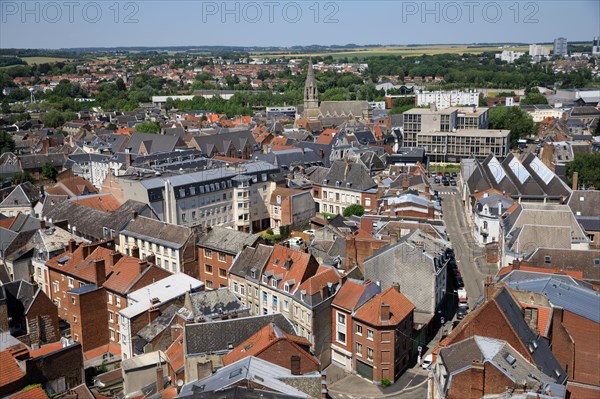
[418, 129, 510, 137]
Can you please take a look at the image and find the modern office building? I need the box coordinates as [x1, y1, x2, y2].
[554, 37, 568, 57]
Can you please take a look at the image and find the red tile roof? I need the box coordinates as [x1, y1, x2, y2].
[70, 194, 122, 212]
[46, 245, 115, 284]
[332, 279, 370, 311]
[263, 245, 317, 293]
[316, 129, 338, 145]
[83, 342, 122, 361]
[165, 333, 185, 374]
[29, 342, 64, 358]
[354, 287, 415, 326]
[0, 349, 25, 387]
[298, 265, 339, 296]
[521, 304, 552, 338]
[222, 323, 315, 367]
[9, 387, 48, 399]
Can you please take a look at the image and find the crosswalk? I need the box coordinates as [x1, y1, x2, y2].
[437, 191, 458, 196]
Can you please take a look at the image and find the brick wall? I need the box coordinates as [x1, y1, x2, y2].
[345, 236, 387, 273]
[26, 291, 59, 345]
[25, 342, 84, 394]
[68, 288, 109, 352]
[259, 340, 320, 374]
[198, 247, 233, 290]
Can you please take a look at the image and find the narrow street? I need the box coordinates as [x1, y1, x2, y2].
[437, 186, 497, 308]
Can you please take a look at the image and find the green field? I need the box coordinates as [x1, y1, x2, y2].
[251, 45, 532, 59]
[22, 56, 71, 64]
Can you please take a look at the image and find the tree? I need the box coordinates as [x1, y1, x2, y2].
[566, 153, 600, 189]
[488, 106, 536, 148]
[0, 130, 16, 154]
[135, 121, 160, 134]
[520, 92, 548, 105]
[116, 78, 126, 92]
[343, 204, 365, 217]
[11, 172, 34, 185]
[41, 110, 76, 128]
[42, 162, 58, 181]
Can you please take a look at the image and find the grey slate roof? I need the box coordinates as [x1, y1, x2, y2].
[197, 226, 259, 255]
[185, 288, 248, 320]
[179, 357, 319, 398]
[319, 160, 376, 191]
[0, 182, 40, 209]
[190, 130, 257, 156]
[184, 313, 295, 355]
[126, 132, 183, 154]
[494, 289, 566, 382]
[120, 215, 193, 249]
[567, 190, 600, 218]
[228, 244, 274, 281]
[135, 304, 180, 354]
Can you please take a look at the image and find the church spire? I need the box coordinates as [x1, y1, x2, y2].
[304, 57, 319, 114]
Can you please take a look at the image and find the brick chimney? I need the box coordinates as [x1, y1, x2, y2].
[40, 219, 46, 229]
[68, 239, 77, 254]
[138, 259, 149, 274]
[146, 253, 156, 265]
[82, 244, 92, 259]
[156, 364, 164, 393]
[572, 171, 579, 190]
[470, 360, 485, 399]
[109, 251, 122, 267]
[484, 276, 494, 302]
[290, 355, 301, 375]
[132, 246, 140, 259]
[380, 303, 391, 322]
[392, 282, 400, 293]
[94, 259, 106, 286]
[171, 324, 183, 341]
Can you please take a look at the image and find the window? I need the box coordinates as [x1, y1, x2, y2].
[219, 268, 227, 277]
[544, 256, 551, 264]
[365, 198, 371, 207]
[271, 279, 277, 288]
[205, 264, 213, 274]
[53, 281, 59, 293]
[367, 347, 374, 360]
[356, 325, 363, 335]
[205, 280, 213, 289]
[109, 329, 115, 341]
[337, 313, 346, 325]
[108, 311, 114, 323]
[262, 292, 268, 304]
[337, 331, 346, 344]
[73, 315, 78, 323]
[356, 342, 363, 356]
[116, 297, 121, 308]
[204, 249, 212, 258]
[68, 277, 74, 288]
[71, 296, 76, 305]
[233, 282, 238, 293]
[272, 295, 278, 308]
[367, 329, 374, 341]
[107, 293, 113, 304]
[218, 252, 226, 262]
[240, 285, 245, 295]
[283, 300, 289, 311]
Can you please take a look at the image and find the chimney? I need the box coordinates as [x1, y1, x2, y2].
[402, 178, 410, 191]
[484, 276, 494, 302]
[392, 282, 400, 293]
[82, 244, 92, 259]
[109, 251, 122, 267]
[42, 138, 49, 155]
[94, 259, 106, 286]
[146, 253, 156, 265]
[290, 355, 301, 375]
[138, 259, 149, 274]
[125, 152, 132, 169]
[39, 219, 46, 229]
[132, 209, 138, 220]
[389, 233, 398, 244]
[470, 360, 485, 398]
[572, 171, 579, 190]
[68, 239, 77, 254]
[132, 246, 140, 259]
[380, 303, 391, 322]
[156, 364, 164, 394]
[148, 306, 160, 324]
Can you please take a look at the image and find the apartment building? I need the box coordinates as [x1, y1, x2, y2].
[310, 160, 378, 215]
[104, 161, 278, 232]
[197, 226, 258, 289]
[352, 285, 415, 384]
[415, 90, 480, 109]
[269, 187, 316, 230]
[118, 213, 197, 276]
[401, 107, 510, 162]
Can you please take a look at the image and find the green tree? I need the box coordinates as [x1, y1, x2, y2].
[343, 204, 365, 217]
[135, 121, 160, 134]
[42, 162, 58, 181]
[488, 107, 536, 148]
[520, 92, 548, 105]
[11, 172, 34, 185]
[116, 78, 126, 92]
[0, 130, 16, 153]
[566, 153, 600, 189]
[41, 110, 76, 128]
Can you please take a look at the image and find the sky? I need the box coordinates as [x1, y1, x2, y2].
[0, 0, 599, 49]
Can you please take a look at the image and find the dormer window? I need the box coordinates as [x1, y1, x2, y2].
[251, 269, 256, 279]
[346, 182, 351, 188]
[271, 279, 277, 288]
[284, 283, 290, 293]
[336, 181, 340, 187]
[262, 275, 269, 284]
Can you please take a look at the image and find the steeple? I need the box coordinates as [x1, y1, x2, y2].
[303, 57, 319, 115]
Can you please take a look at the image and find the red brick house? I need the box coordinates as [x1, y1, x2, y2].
[330, 279, 380, 371]
[222, 322, 320, 374]
[352, 285, 415, 384]
[197, 226, 258, 290]
[44, 240, 171, 351]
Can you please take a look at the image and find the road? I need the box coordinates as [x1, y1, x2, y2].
[434, 185, 496, 308]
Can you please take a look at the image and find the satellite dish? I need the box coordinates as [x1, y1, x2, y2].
[177, 379, 184, 387]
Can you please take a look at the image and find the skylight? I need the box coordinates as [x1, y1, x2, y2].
[488, 157, 506, 183]
[508, 158, 530, 184]
[530, 157, 554, 185]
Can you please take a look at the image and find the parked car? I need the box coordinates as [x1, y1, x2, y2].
[304, 229, 316, 236]
[444, 172, 450, 177]
[443, 180, 450, 186]
[457, 306, 468, 320]
[456, 276, 464, 288]
[451, 172, 458, 178]
[421, 354, 433, 369]
[434, 177, 440, 184]
[450, 180, 457, 186]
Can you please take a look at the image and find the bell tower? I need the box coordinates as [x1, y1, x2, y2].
[303, 58, 319, 118]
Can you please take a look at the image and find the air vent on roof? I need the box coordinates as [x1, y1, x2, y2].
[505, 354, 517, 366]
